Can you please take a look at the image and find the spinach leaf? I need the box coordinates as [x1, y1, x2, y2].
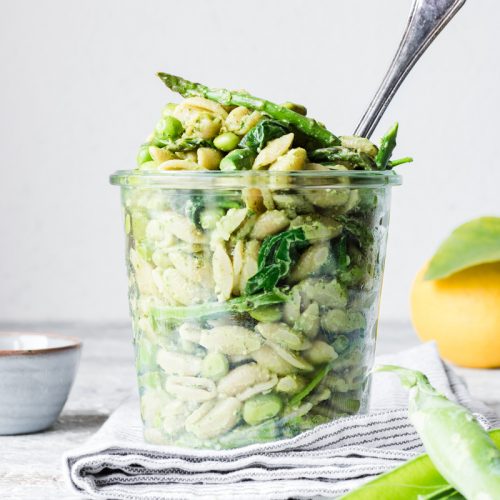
[170, 192, 243, 229]
[239, 119, 290, 152]
[245, 228, 308, 295]
[336, 215, 374, 249]
[169, 192, 205, 228]
[150, 290, 288, 321]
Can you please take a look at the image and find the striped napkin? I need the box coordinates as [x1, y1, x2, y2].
[64, 342, 499, 499]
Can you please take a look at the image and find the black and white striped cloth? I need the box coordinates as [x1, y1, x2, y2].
[64, 343, 499, 499]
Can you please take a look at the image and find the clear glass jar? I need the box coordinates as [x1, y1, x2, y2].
[110, 169, 401, 449]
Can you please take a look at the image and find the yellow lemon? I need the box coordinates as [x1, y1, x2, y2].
[410, 261, 500, 368]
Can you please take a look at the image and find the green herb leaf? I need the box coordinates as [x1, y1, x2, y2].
[239, 119, 290, 151]
[425, 217, 500, 280]
[245, 228, 308, 295]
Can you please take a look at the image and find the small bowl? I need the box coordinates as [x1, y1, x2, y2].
[0, 332, 81, 435]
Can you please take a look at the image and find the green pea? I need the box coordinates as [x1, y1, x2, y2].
[137, 144, 153, 165]
[201, 352, 229, 381]
[155, 115, 183, 139]
[213, 132, 240, 152]
[243, 393, 282, 426]
[282, 101, 307, 116]
[249, 305, 282, 322]
[219, 148, 256, 171]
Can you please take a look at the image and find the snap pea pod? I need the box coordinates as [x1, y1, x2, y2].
[375, 366, 500, 500]
[157, 72, 340, 148]
[340, 429, 500, 499]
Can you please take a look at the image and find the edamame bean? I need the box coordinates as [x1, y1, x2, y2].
[213, 132, 240, 152]
[137, 144, 153, 165]
[243, 393, 283, 426]
[249, 305, 282, 322]
[201, 352, 229, 381]
[333, 335, 350, 353]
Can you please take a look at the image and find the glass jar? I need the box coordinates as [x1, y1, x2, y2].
[110, 169, 401, 449]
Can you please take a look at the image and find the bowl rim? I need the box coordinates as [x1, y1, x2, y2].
[0, 332, 82, 357]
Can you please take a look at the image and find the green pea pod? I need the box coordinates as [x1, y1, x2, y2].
[341, 429, 500, 499]
[370, 365, 500, 500]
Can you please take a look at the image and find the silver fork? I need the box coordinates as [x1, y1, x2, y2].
[354, 0, 466, 138]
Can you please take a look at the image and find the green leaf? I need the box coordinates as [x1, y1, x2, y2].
[336, 215, 374, 249]
[245, 228, 308, 295]
[425, 217, 500, 280]
[239, 119, 290, 152]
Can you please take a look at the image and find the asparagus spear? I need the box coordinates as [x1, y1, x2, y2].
[309, 146, 376, 170]
[375, 122, 399, 169]
[157, 72, 340, 148]
[388, 156, 413, 168]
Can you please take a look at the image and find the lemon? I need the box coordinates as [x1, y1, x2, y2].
[411, 261, 500, 368]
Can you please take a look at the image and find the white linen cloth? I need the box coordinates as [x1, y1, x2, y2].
[64, 342, 499, 499]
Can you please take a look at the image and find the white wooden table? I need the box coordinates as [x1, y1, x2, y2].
[0, 322, 499, 499]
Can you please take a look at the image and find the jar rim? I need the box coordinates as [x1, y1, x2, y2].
[110, 169, 402, 190]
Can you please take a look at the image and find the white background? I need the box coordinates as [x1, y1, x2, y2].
[0, 0, 498, 323]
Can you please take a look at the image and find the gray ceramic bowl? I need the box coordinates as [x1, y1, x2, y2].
[0, 332, 81, 435]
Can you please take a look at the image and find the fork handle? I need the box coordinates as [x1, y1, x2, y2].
[354, 0, 466, 138]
